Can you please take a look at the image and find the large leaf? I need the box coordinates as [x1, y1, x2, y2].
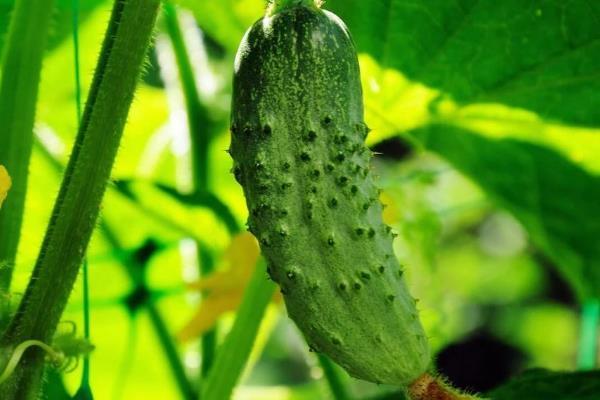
[318, 0, 600, 299]
[415, 126, 600, 300]
[488, 368, 600, 400]
[326, 0, 600, 127]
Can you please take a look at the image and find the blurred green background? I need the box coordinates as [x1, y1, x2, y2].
[1, 0, 599, 398]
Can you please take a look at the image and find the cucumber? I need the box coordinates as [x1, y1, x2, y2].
[229, 2, 430, 385]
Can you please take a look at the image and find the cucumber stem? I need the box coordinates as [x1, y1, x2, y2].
[267, 0, 320, 15]
[408, 373, 486, 400]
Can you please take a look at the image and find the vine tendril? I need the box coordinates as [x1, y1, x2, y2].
[0, 340, 64, 384]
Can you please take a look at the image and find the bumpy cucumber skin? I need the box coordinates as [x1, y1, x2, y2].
[230, 5, 430, 385]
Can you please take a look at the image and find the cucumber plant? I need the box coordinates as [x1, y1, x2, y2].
[229, 0, 430, 386]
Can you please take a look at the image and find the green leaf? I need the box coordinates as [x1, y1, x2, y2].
[326, 0, 600, 126]
[320, 0, 600, 300]
[488, 368, 600, 400]
[414, 125, 600, 300]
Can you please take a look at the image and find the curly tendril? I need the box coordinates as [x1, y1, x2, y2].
[0, 340, 64, 384]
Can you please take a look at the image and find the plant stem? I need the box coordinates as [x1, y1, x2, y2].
[33, 138, 225, 396]
[0, 0, 56, 292]
[267, 0, 319, 15]
[163, 2, 225, 381]
[197, 249, 217, 380]
[408, 373, 485, 400]
[0, 0, 160, 397]
[163, 2, 212, 190]
[71, 0, 93, 393]
[147, 302, 197, 400]
[33, 143, 198, 398]
[201, 259, 275, 400]
[577, 299, 600, 369]
[317, 354, 352, 400]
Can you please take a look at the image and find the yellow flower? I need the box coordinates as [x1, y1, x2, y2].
[0, 166, 11, 209]
[177, 232, 281, 342]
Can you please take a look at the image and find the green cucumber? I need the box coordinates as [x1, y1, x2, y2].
[229, 1, 430, 385]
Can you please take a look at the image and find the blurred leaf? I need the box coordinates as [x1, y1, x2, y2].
[488, 368, 600, 400]
[106, 179, 229, 250]
[232, 383, 326, 400]
[178, 232, 278, 342]
[492, 303, 578, 370]
[176, 0, 263, 54]
[365, 389, 409, 400]
[326, 0, 600, 126]
[154, 183, 240, 235]
[415, 126, 600, 300]
[0, 165, 10, 208]
[437, 240, 543, 304]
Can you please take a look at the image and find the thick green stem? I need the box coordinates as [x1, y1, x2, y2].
[34, 144, 197, 400]
[0, 0, 160, 398]
[201, 259, 275, 400]
[0, 0, 56, 292]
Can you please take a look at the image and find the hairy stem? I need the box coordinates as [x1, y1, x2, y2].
[408, 373, 485, 400]
[0, 0, 160, 397]
[31, 139, 198, 399]
[0, 0, 56, 292]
